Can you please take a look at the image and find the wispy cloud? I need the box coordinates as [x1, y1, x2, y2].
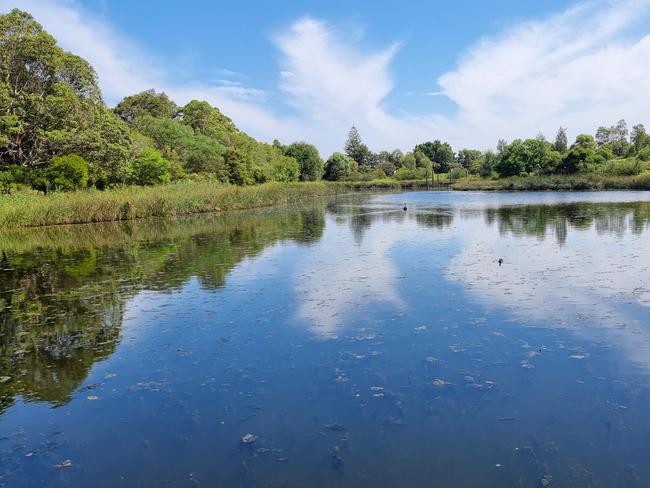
[2, 0, 650, 155]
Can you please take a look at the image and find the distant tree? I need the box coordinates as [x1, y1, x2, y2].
[284, 142, 323, 181]
[344, 126, 372, 165]
[496, 139, 508, 155]
[456, 149, 482, 171]
[323, 152, 357, 181]
[377, 161, 396, 176]
[179, 100, 238, 139]
[115, 90, 177, 124]
[399, 152, 417, 170]
[494, 140, 527, 177]
[631, 124, 650, 150]
[415, 141, 455, 172]
[595, 119, 629, 157]
[479, 150, 497, 177]
[554, 127, 568, 152]
[128, 148, 171, 185]
[557, 146, 595, 174]
[388, 149, 403, 166]
[574, 134, 597, 149]
[414, 150, 433, 170]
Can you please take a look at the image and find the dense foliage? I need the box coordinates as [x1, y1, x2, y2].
[1, 8, 649, 193]
[0, 9, 317, 193]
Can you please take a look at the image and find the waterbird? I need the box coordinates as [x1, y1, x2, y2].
[498, 258, 503, 266]
[403, 205, 407, 211]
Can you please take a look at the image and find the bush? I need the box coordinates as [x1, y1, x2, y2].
[323, 153, 357, 181]
[270, 157, 300, 182]
[638, 147, 650, 162]
[44, 154, 89, 191]
[597, 158, 647, 176]
[128, 148, 171, 185]
[449, 166, 468, 180]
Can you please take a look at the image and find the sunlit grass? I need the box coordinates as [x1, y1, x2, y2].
[452, 173, 650, 191]
[0, 181, 339, 228]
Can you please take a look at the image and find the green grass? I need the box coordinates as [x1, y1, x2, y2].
[452, 173, 650, 191]
[336, 178, 451, 190]
[0, 180, 340, 228]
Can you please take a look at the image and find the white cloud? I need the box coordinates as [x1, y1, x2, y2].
[2, 0, 650, 155]
[437, 0, 650, 147]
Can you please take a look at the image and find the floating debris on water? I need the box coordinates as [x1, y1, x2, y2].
[240, 434, 257, 444]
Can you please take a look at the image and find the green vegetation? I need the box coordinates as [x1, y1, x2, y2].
[0, 181, 338, 228]
[1, 6, 649, 223]
[453, 173, 650, 191]
[0, 206, 326, 411]
[0, 9, 321, 192]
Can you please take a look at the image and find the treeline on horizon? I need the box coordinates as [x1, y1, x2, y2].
[1, 8, 650, 194]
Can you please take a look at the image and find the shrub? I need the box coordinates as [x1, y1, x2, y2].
[638, 147, 650, 162]
[128, 148, 171, 185]
[44, 154, 89, 191]
[323, 153, 357, 181]
[597, 158, 647, 176]
[270, 157, 300, 182]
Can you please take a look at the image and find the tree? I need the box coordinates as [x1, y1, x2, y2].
[44, 154, 89, 191]
[415, 141, 455, 172]
[399, 152, 417, 170]
[554, 127, 568, 152]
[179, 99, 239, 140]
[344, 126, 372, 165]
[557, 146, 595, 174]
[574, 134, 597, 149]
[631, 124, 650, 151]
[114, 89, 177, 124]
[323, 152, 357, 181]
[128, 148, 171, 185]
[494, 140, 527, 177]
[284, 142, 323, 181]
[456, 149, 482, 171]
[414, 150, 433, 170]
[0, 9, 103, 169]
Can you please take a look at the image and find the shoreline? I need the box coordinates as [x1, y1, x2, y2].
[2, 175, 650, 229]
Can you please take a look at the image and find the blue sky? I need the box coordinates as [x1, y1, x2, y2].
[3, 0, 650, 155]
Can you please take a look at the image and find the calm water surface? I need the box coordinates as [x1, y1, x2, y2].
[1, 191, 650, 487]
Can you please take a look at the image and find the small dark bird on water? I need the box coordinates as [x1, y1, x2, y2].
[403, 205, 407, 211]
[498, 258, 503, 266]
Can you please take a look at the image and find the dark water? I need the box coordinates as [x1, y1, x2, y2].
[1, 191, 650, 487]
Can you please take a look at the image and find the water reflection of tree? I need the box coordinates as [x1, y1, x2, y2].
[0, 206, 325, 413]
[485, 202, 650, 245]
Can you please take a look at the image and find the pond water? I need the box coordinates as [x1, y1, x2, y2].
[1, 191, 650, 487]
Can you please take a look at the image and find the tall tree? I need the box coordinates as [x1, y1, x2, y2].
[0, 9, 106, 168]
[414, 140, 455, 172]
[284, 142, 323, 181]
[114, 89, 177, 124]
[554, 127, 568, 152]
[344, 126, 371, 165]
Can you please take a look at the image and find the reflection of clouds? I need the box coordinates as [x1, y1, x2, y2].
[293, 215, 408, 339]
[447, 216, 650, 369]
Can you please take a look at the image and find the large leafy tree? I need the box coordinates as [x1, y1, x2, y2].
[284, 142, 323, 181]
[414, 140, 455, 172]
[323, 152, 357, 181]
[0, 9, 112, 169]
[114, 89, 177, 124]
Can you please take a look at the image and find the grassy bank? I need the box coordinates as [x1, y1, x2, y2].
[452, 173, 650, 191]
[336, 178, 448, 190]
[0, 181, 339, 228]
